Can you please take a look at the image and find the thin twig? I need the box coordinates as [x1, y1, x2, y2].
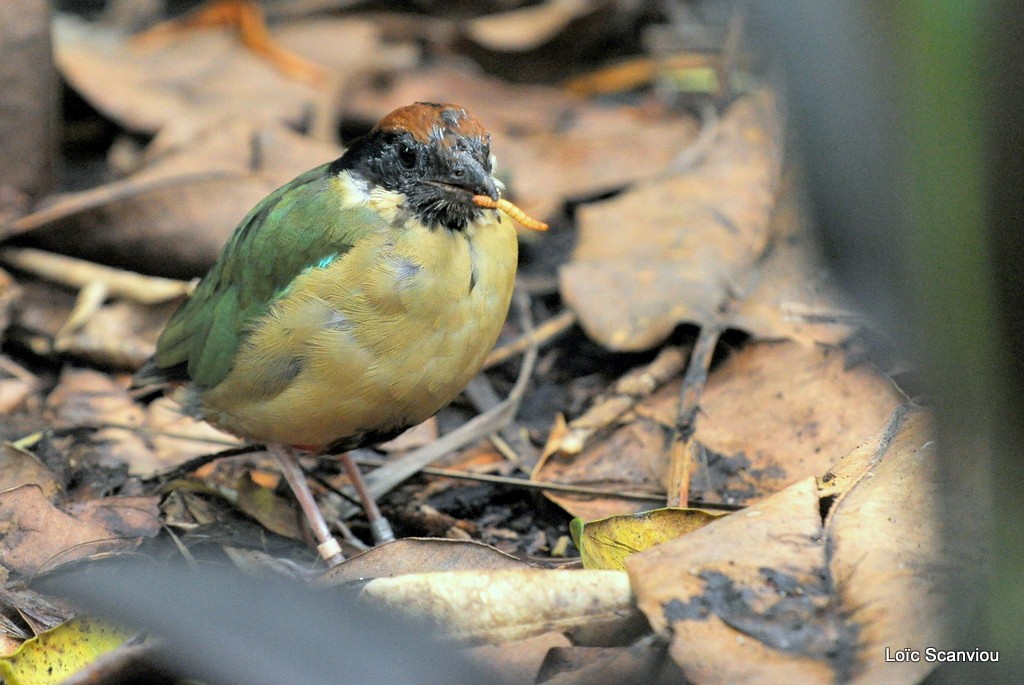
[463, 374, 537, 469]
[483, 309, 576, 369]
[352, 454, 743, 510]
[0, 246, 193, 304]
[353, 454, 664, 503]
[556, 345, 689, 455]
[5, 170, 245, 239]
[143, 444, 265, 485]
[667, 325, 723, 507]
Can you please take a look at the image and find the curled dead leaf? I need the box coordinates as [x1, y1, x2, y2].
[359, 569, 644, 646]
[560, 89, 782, 351]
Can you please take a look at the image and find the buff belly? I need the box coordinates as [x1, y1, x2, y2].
[196, 213, 518, 448]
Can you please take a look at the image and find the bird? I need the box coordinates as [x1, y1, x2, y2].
[133, 102, 547, 565]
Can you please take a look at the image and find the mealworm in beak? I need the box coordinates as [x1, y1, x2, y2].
[472, 195, 549, 231]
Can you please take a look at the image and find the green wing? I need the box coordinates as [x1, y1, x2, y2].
[149, 163, 385, 389]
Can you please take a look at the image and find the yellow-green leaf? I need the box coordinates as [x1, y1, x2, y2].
[0, 617, 132, 685]
[572, 507, 726, 570]
[235, 471, 303, 540]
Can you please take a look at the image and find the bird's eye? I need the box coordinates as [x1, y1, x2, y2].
[398, 142, 418, 169]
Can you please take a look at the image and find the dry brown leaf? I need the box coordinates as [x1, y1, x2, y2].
[729, 176, 858, 346]
[0, 485, 145, 575]
[44, 368, 239, 477]
[5, 277, 175, 370]
[358, 569, 643, 646]
[19, 119, 342, 277]
[317, 537, 527, 586]
[53, 14, 407, 134]
[536, 640, 678, 685]
[61, 496, 161, 540]
[233, 472, 303, 540]
[536, 341, 903, 519]
[825, 410, 947, 685]
[140, 397, 242, 476]
[0, 444, 59, 498]
[464, 632, 571, 685]
[623, 407, 945, 684]
[54, 300, 168, 370]
[667, 342, 904, 502]
[627, 477, 836, 684]
[45, 367, 151, 468]
[560, 89, 782, 351]
[534, 419, 667, 520]
[0, 379, 33, 415]
[345, 65, 698, 220]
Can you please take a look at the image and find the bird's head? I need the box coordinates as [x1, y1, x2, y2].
[334, 102, 500, 232]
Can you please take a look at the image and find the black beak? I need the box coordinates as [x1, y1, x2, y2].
[446, 155, 499, 201]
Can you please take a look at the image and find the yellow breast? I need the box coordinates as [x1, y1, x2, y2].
[196, 208, 518, 448]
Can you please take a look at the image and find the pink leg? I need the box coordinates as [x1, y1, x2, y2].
[268, 444, 344, 567]
[340, 452, 395, 544]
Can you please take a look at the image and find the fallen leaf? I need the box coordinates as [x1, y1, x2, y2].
[234, 471, 302, 540]
[0, 486, 136, 575]
[536, 341, 903, 519]
[627, 477, 837, 684]
[571, 507, 725, 570]
[0, 378, 32, 415]
[0, 571, 73, 635]
[559, 89, 782, 351]
[0, 444, 59, 498]
[53, 14, 406, 134]
[144, 397, 242, 476]
[4, 277, 176, 370]
[464, 632, 571, 685]
[318, 537, 528, 586]
[17, 119, 343, 277]
[825, 410, 948, 685]
[45, 367, 151, 470]
[358, 569, 643, 646]
[61, 496, 161, 540]
[729, 175, 858, 346]
[624, 407, 946, 684]
[0, 617, 132, 685]
[44, 367, 240, 477]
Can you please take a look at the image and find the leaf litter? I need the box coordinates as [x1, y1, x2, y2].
[0, 4, 955, 684]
